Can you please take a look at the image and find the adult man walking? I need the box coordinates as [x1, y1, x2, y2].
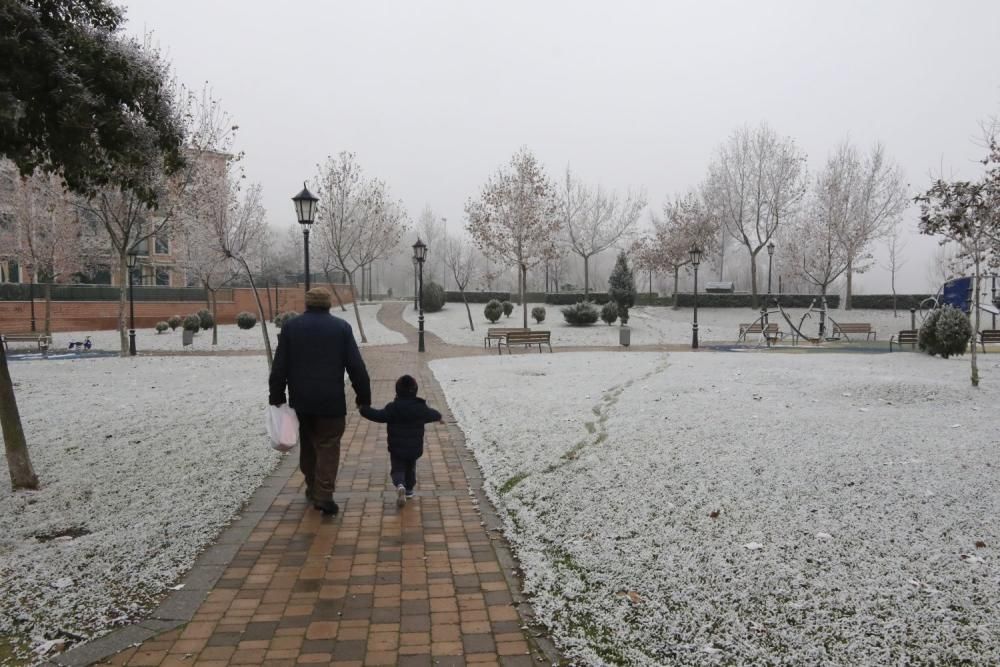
[269, 287, 371, 515]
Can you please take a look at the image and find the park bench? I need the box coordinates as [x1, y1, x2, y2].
[502, 330, 552, 354]
[738, 322, 783, 342]
[1, 332, 51, 351]
[484, 327, 528, 348]
[977, 329, 1000, 352]
[832, 322, 876, 341]
[889, 330, 918, 352]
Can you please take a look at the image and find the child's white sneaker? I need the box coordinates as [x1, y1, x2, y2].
[396, 484, 407, 507]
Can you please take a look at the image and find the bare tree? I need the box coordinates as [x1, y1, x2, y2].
[417, 206, 447, 287]
[881, 223, 907, 316]
[558, 168, 646, 297]
[645, 193, 719, 307]
[444, 235, 478, 330]
[6, 168, 95, 335]
[316, 152, 406, 342]
[704, 123, 807, 307]
[832, 141, 909, 310]
[465, 147, 561, 327]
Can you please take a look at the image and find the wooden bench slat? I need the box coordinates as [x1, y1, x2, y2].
[832, 322, 876, 341]
[890, 330, 918, 351]
[502, 330, 552, 354]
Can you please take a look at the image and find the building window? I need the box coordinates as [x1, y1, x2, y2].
[155, 268, 170, 286]
[154, 233, 169, 255]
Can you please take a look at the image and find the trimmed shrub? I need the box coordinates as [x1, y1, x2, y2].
[600, 302, 618, 325]
[274, 311, 299, 329]
[932, 305, 971, 358]
[182, 314, 201, 333]
[154, 321, 169, 334]
[501, 301, 514, 318]
[421, 281, 446, 313]
[197, 308, 214, 331]
[236, 311, 257, 330]
[918, 308, 942, 355]
[562, 301, 599, 326]
[531, 306, 546, 324]
[167, 315, 182, 331]
[484, 299, 502, 323]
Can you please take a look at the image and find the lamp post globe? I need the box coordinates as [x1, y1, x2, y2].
[292, 183, 318, 294]
[126, 249, 139, 356]
[689, 244, 702, 349]
[412, 239, 428, 353]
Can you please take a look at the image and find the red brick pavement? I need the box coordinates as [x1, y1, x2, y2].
[98, 303, 552, 667]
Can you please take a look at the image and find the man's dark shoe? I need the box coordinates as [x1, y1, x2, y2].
[313, 499, 339, 515]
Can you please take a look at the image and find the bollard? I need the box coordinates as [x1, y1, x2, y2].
[619, 325, 631, 349]
[910, 307, 916, 331]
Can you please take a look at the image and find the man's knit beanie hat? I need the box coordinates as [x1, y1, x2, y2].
[304, 287, 332, 309]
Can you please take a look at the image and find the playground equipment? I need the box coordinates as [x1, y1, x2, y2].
[919, 275, 1000, 327]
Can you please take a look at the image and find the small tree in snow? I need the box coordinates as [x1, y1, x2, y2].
[608, 251, 636, 325]
[444, 235, 478, 331]
[881, 223, 907, 316]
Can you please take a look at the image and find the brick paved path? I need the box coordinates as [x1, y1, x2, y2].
[98, 303, 553, 667]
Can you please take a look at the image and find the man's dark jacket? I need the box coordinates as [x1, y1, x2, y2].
[268, 308, 371, 416]
[360, 396, 441, 459]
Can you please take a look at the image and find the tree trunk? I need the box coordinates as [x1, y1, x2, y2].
[461, 288, 474, 332]
[118, 253, 128, 356]
[971, 258, 980, 387]
[583, 255, 590, 298]
[210, 289, 218, 345]
[347, 271, 368, 343]
[1, 344, 38, 490]
[360, 264, 366, 303]
[749, 251, 759, 309]
[239, 259, 273, 367]
[672, 267, 680, 310]
[323, 268, 348, 312]
[891, 266, 897, 317]
[265, 280, 273, 321]
[43, 282, 51, 338]
[521, 264, 528, 328]
[845, 258, 853, 310]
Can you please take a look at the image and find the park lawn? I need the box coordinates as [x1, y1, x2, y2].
[431, 350, 1000, 666]
[0, 355, 280, 664]
[405, 302, 926, 348]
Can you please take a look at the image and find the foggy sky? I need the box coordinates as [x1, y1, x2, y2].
[121, 0, 1000, 292]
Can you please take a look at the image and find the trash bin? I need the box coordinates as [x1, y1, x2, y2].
[182, 329, 194, 346]
[619, 325, 631, 348]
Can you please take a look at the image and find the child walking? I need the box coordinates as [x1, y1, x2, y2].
[360, 374, 443, 507]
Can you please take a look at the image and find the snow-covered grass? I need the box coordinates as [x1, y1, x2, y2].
[431, 351, 1000, 665]
[0, 355, 281, 663]
[405, 302, 935, 347]
[42, 303, 404, 353]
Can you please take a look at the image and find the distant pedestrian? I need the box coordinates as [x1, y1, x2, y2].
[269, 287, 371, 515]
[360, 374, 442, 507]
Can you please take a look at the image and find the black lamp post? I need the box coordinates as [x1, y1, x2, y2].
[292, 184, 319, 293]
[126, 249, 138, 356]
[764, 240, 775, 325]
[412, 256, 418, 311]
[413, 239, 427, 353]
[690, 244, 702, 349]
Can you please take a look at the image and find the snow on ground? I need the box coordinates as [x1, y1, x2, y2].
[431, 351, 1000, 666]
[0, 355, 281, 663]
[404, 302, 934, 347]
[40, 303, 404, 353]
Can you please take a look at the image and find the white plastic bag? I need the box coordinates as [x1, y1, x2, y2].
[266, 404, 299, 452]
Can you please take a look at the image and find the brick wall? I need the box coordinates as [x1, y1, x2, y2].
[0, 284, 354, 333]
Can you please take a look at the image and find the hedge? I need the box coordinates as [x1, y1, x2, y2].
[673, 293, 841, 308]
[546, 292, 613, 305]
[445, 291, 510, 303]
[848, 294, 934, 310]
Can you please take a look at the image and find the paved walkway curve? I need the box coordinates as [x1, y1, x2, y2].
[76, 302, 558, 667]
